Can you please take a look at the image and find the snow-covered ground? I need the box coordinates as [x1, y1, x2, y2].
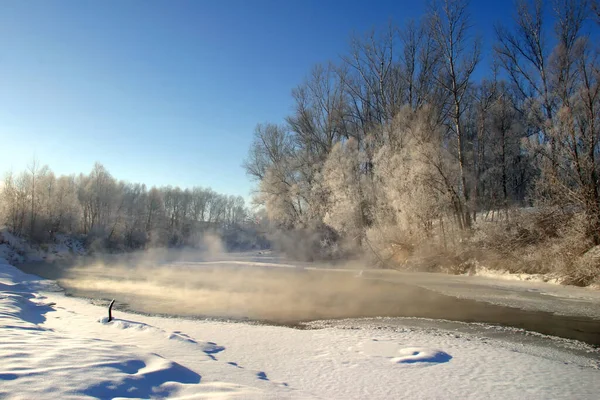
[465, 264, 563, 284]
[0, 229, 85, 265]
[2, 258, 600, 399]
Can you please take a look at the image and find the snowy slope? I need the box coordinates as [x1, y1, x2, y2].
[0, 229, 86, 265]
[0, 261, 288, 399]
[1, 259, 600, 399]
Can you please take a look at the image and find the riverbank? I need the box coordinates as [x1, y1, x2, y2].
[2, 258, 600, 399]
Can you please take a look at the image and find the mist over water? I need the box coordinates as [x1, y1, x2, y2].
[17, 244, 600, 346]
[45, 250, 410, 323]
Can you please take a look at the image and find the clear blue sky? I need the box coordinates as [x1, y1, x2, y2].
[0, 0, 516, 197]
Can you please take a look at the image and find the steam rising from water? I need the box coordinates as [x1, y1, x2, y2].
[17, 237, 600, 346]
[43, 234, 402, 323]
[57, 254, 395, 322]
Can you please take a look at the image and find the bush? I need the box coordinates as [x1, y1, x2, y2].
[364, 208, 600, 286]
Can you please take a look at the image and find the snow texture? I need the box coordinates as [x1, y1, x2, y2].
[390, 347, 452, 364]
[0, 228, 86, 266]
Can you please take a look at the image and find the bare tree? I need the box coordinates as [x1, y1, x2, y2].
[495, 0, 557, 166]
[470, 73, 498, 220]
[429, 0, 481, 229]
[26, 158, 39, 238]
[592, 0, 600, 23]
[1, 172, 28, 235]
[398, 19, 443, 111]
[342, 23, 397, 132]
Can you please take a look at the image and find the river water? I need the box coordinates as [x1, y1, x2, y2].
[17, 252, 600, 347]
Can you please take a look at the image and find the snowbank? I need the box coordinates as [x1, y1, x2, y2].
[0, 229, 86, 265]
[0, 260, 284, 399]
[1, 258, 600, 399]
[467, 265, 563, 284]
[390, 347, 452, 364]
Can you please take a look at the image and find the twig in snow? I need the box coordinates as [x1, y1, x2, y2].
[107, 299, 115, 322]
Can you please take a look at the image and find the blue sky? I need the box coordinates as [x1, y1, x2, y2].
[0, 0, 517, 197]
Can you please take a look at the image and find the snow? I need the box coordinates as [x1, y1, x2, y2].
[2, 258, 600, 399]
[467, 265, 563, 285]
[0, 261, 282, 399]
[389, 347, 452, 364]
[0, 228, 86, 266]
[0, 230, 30, 264]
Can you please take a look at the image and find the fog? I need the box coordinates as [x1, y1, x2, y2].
[21, 241, 439, 324]
[15, 242, 600, 347]
[42, 249, 416, 323]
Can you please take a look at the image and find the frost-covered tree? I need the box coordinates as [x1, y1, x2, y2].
[244, 123, 309, 227]
[321, 139, 372, 244]
[77, 163, 120, 237]
[374, 106, 452, 236]
[0, 161, 253, 249]
[1, 172, 29, 235]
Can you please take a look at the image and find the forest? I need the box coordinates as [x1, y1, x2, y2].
[0, 161, 261, 251]
[243, 0, 600, 285]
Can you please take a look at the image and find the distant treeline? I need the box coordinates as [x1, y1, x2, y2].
[0, 162, 265, 251]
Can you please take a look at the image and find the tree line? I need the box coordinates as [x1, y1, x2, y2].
[0, 161, 255, 250]
[245, 0, 600, 277]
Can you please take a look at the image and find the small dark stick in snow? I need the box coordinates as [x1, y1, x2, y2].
[107, 299, 115, 322]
